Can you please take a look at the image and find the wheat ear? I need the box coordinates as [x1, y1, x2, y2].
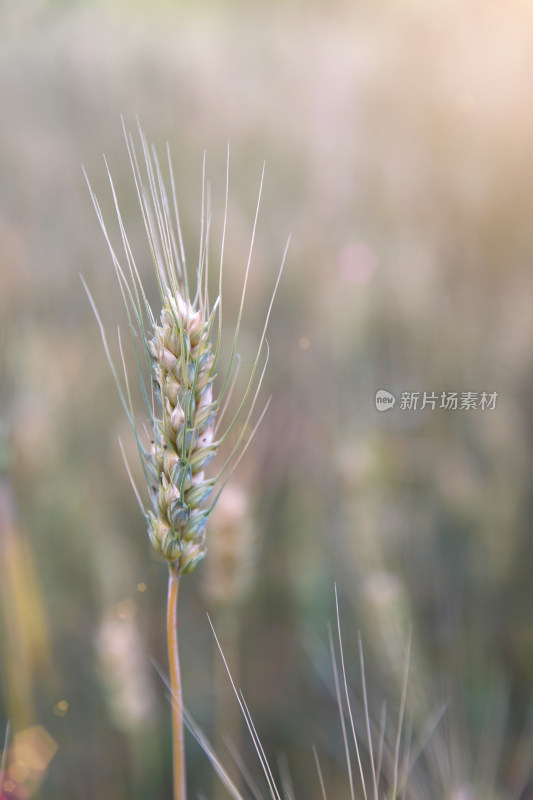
[84, 121, 288, 800]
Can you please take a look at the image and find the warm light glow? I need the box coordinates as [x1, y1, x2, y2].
[3, 725, 58, 797]
[53, 699, 69, 717]
[338, 242, 379, 285]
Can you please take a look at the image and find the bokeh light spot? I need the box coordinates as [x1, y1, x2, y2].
[298, 337, 310, 350]
[338, 242, 379, 284]
[117, 598, 137, 620]
[4, 725, 58, 795]
[137, 582, 147, 592]
[53, 699, 69, 717]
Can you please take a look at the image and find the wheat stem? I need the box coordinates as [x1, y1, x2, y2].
[167, 563, 186, 800]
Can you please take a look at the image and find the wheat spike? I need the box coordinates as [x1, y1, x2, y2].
[83, 121, 288, 577]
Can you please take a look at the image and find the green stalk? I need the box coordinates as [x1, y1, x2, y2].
[167, 564, 186, 800]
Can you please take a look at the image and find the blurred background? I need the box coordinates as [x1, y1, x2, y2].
[1, 0, 533, 797]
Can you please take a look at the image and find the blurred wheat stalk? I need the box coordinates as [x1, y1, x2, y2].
[0, 455, 53, 729]
[84, 121, 287, 800]
[0, 359, 53, 732]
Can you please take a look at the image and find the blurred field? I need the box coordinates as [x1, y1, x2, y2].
[2, 0, 533, 797]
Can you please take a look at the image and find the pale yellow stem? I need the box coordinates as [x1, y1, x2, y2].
[167, 564, 186, 800]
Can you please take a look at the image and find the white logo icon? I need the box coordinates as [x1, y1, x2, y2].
[375, 389, 396, 411]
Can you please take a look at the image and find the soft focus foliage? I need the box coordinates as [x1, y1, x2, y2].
[1, 0, 533, 798]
